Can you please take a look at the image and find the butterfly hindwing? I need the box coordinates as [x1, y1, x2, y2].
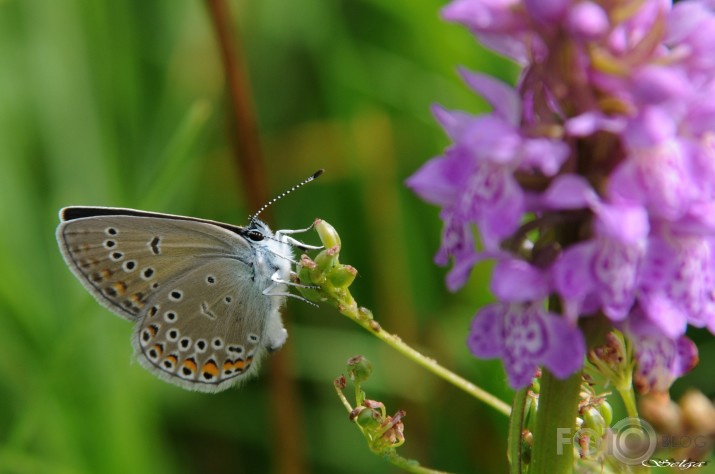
[132, 255, 274, 392]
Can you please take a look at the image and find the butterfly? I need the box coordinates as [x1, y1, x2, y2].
[56, 171, 323, 393]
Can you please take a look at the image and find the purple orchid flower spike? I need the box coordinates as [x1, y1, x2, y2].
[409, 0, 715, 392]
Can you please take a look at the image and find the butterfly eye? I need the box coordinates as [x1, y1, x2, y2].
[246, 230, 264, 241]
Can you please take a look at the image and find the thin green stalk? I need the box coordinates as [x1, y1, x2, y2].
[617, 386, 639, 420]
[381, 452, 451, 474]
[304, 221, 511, 472]
[300, 220, 512, 418]
[343, 304, 511, 417]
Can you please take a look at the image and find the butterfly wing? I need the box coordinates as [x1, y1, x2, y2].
[131, 254, 281, 392]
[57, 208, 288, 392]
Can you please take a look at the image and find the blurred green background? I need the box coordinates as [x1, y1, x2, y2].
[0, 1, 713, 473]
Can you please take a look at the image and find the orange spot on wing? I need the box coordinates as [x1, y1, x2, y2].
[129, 293, 145, 308]
[223, 357, 253, 373]
[223, 360, 237, 371]
[202, 360, 219, 377]
[166, 354, 178, 365]
[112, 281, 127, 296]
[183, 358, 197, 372]
[152, 344, 163, 357]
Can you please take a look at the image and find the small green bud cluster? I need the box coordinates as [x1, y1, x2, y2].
[336, 355, 407, 455]
[586, 330, 635, 393]
[297, 219, 358, 311]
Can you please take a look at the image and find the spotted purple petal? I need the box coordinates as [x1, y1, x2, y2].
[469, 303, 585, 389]
[625, 312, 699, 394]
[553, 233, 642, 322]
[455, 158, 524, 249]
[501, 304, 550, 388]
[468, 303, 506, 359]
[638, 291, 689, 339]
[639, 233, 715, 336]
[435, 208, 475, 267]
[591, 237, 641, 320]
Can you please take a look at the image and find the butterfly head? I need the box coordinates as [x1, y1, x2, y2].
[245, 218, 273, 242]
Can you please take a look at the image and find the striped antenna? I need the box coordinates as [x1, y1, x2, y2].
[250, 169, 324, 223]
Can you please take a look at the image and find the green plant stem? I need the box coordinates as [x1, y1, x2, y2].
[507, 388, 528, 473]
[530, 370, 582, 474]
[381, 452, 450, 474]
[617, 386, 640, 420]
[337, 302, 511, 417]
[615, 386, 650, 474]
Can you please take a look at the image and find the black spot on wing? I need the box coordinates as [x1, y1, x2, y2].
[150, 236, 161, 255]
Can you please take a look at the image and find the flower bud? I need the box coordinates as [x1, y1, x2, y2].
[679, 390, 715, 435]
[355, 407, 382, 431]
[587, 330, 634, 392]
[347, 355, 372, 383]
[328, 264, 357, 288]
[314, 246, 340, 274]
[315, 219, 341, 249]
[596, 400, 613, 427]
[296, 263, 324, 302]
[582, 407, 606, 438]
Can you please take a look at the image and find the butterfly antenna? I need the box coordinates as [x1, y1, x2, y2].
[250, 169, 324, 223]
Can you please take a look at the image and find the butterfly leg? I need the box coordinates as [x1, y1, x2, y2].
[277, 223, 315, 235]
[276, 224, 323, 251]
[280, 235, 323, 251]
[263, 272, 319, 306]
[263, 286, 319, 306]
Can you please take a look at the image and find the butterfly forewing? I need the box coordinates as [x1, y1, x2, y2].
[57, 208, 285, 392]
[57, 214, 251, 319]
